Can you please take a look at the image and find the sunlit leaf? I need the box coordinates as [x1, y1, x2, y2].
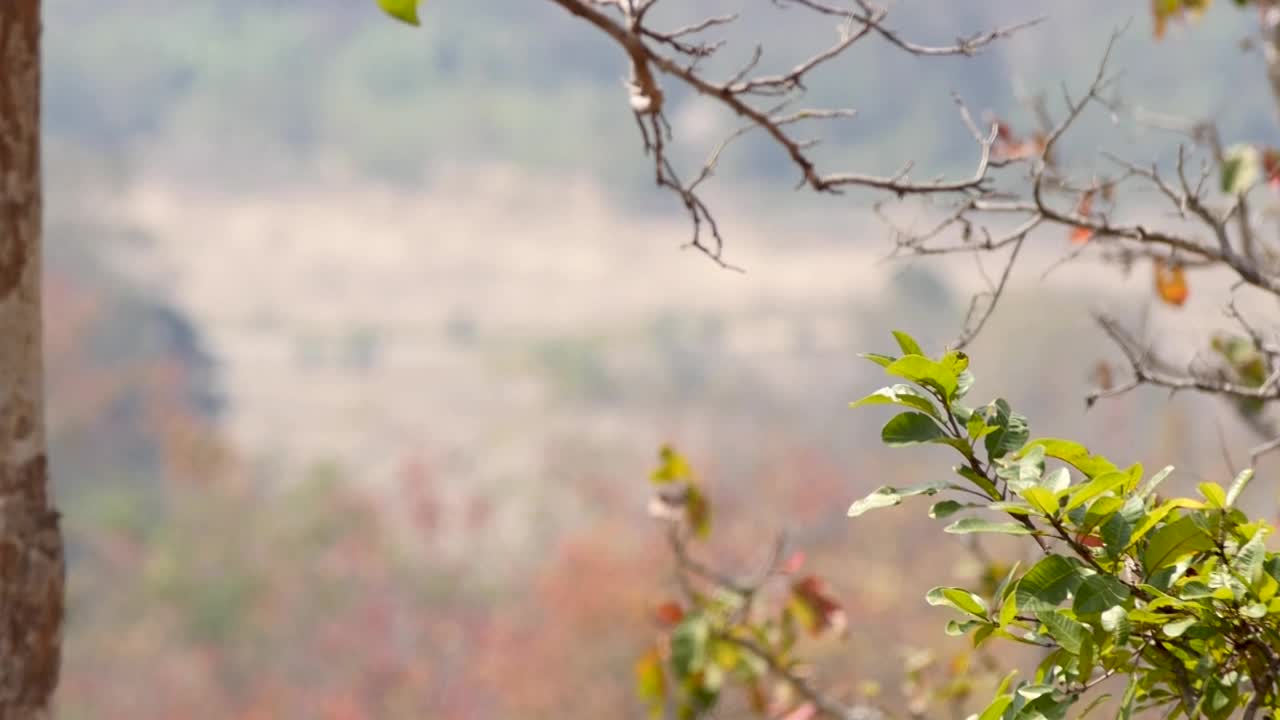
[983, 399, 1029, 460]
[892, 330, 925, 356]
[859, 352, 897, 368]
[652, 445, 693, 484]
[635, 647, 667, 717]
[850, 384, 940, 418]
[1161, 616, 1197, 637]
[945, 518, 1037, 535]
[1137, 465, 1175, 498]
[848, 481, 950, 517]
[1225, 468, 1254, 508]
[1024, 439, 1118, 479]
[1143, 515, 1214, 572]
[376, 0, 423, 26]
[1015, 555, 1082, 612]
[885, 355, 960, 401]
[1063, 470, 1127, 512]
[1222, 143, 1260, 194]
[1021, 486, 1060, 517]
[1199, 481, 1227, 508]
[926, 586, 990, 620]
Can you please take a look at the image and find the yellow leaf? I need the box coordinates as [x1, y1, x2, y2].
[651, 444, 693, 484]
[376, 0, 422, 26]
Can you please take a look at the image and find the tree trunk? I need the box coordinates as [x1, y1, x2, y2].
[0, 2, 64, 718]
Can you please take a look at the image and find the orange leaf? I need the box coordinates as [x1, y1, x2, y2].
[1154, 258, 1189, 306]
[1076, 533, 1104, 549]
[991, 121, 1041, 162]
[654, 601, 684, 626]
[1263, 148, 1280, 189]
[1070, 189, 1095, 244]
[789, 576, 847, 637]
[1152, 0, 1178, 39]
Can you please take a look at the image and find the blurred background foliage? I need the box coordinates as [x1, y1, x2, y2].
[41, 1, 1280, 717]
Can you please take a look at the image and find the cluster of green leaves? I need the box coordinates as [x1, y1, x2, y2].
[637, 447, 848, 719]
[850, 331, 1280, 720]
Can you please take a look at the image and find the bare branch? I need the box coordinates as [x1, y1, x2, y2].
[548, 0, 1032, 264]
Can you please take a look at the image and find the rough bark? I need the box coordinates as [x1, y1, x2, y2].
[0, 2, 63, 718]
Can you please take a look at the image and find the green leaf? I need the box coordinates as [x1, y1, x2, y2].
[1063, 471, 1128, 512]
[945, 518, 1037, 535]
[1127, 498, 1206, 549]
[848, 481, 950, 517]
[955, 465, 1001, 499]
[1077, 632, 1095, 684]
[1100, 497, 1145, 555]
[998, 445, 1044, 493]
[941, 350, 970, 376]
[1232, 529, 1267, 584]
[1161, 616, 1196, 638]
[376, 0, 422, 25]
[955, 371, 976, 400]
[1222, 144, 1260, 195]
[984, 400, 1029, 460]
[1143, 516, 1215, 573]
[1023, 439, 1118, 479]
[670, 614, 710, 677]
[1041, 467, 1071, 494]
[859, 352, 896, 368]
[977, 693, 1014, 720]
[850, 384, 939, 418]
[1101, 605, 1130, 646]
[927, 587, 989, 620]
[1198, 482, 1227, 508]
[892, 330, 924, 356]
[881, 412, 946, 447]
[1021, 486, 1060, 517]
[967, 413, 993, 441]
[1137, 465, 1175, 499]
[998, 593, 1019, 628]
[1018, 684, 1056, 700]
[1036, 609, 1088, 655]
[929, 500, 968, 519]
[1073, 574, 1130, 615]
[1225, 468, 1254, 508]
[1015, 555, 1082, 612]
[885, 355, 959, 400]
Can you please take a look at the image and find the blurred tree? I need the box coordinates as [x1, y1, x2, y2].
[0, 1, 64, 718]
